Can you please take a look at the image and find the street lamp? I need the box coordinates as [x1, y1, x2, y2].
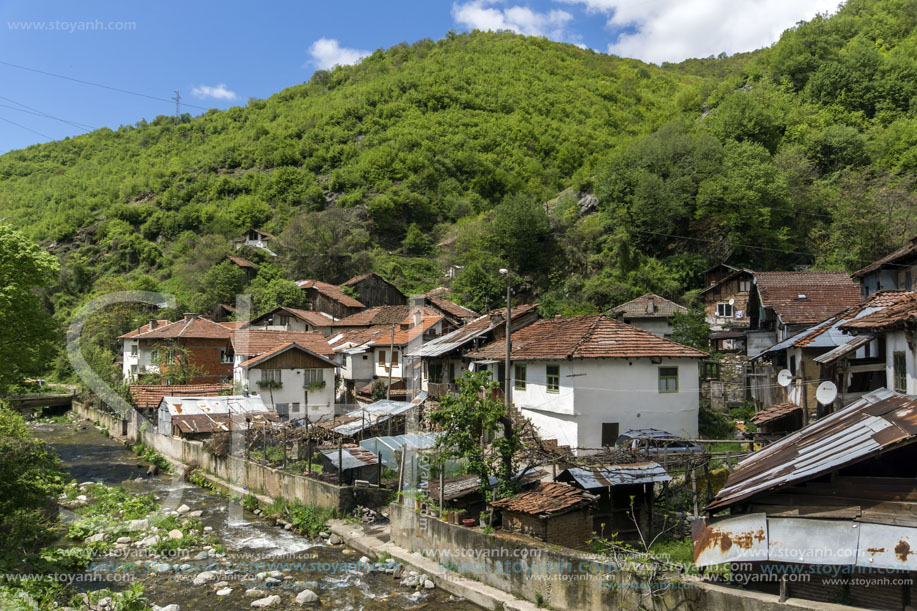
[499, 269, 511, 409]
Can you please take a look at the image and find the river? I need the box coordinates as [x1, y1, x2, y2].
[32, 420, 481, 611]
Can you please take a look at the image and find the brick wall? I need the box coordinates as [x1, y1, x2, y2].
[502, 509, 594, 551]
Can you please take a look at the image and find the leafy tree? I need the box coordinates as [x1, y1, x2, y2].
[429, 371, 523, 500]
[194, 260, 247, 313]
[402, 223, 433, 255]
[451, 262, 503, 314]
[670, 306, 711, 351]
[489, 193, 552, 275]
[0, 226, 59, 394]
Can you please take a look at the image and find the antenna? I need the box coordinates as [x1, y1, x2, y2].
[777, 369, 794, 387]
[816, 381, 838, 406]
[173, 90, 180, 121]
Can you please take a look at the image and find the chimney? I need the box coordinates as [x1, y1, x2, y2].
[647, 296, 655, 314]
[183, 312, 197, 321]
[411, 296, 424, 327]
[554, 314, 562, 319]
[149, 319, 157, 330]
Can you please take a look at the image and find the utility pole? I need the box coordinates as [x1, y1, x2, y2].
[386, 323, 396, 401]
[173, 90, 181, 121]
[500, 269, 512, 409]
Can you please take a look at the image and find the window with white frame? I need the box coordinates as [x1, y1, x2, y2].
[716, 303, 733, 318]
[130, 343, 138, 356]
[738, 279, 751, 292]
[261, 369, 281, 384]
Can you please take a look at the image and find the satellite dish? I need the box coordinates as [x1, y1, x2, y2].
[777, 369, 794, 387]
[816, 381, 838, 406]
[729, 298, 735, 306]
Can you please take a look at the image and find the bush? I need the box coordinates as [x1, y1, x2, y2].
[698, 408, 734, 439]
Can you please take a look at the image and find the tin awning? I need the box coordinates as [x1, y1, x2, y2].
[813, 334, 874, 364]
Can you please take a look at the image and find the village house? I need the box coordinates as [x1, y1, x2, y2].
[407, 304, 540, 399]
[248, 306, 337, 336]
[745, 271, 860, 356]
[330, 303, 443, 333]
[421, 288, 478, 325]
[752, 291, 910, 415]
[698, 265, 755, 332]
[296, 279, 365, 319]
[225, 254, 258, 282]
[608, 293, 687, 338]
[839, 292, 917, 396]
[234, 228, 277, 256]
[467, 315, 707, 454]
[852, 236, 917, 297]
[490, 481, 597, 551]
[328, 313, 445, 401]
[156, 394, 276, 438]
[119, 315, 233, 384]
[235, 341, 339, 422]
[695, 388, 917, 609]
[129, 382, 232, 419]
[339, 272, 406, 307]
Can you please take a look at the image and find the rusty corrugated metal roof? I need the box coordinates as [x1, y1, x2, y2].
[557, 462, 670, 489]
[750, 403, 802, 425]
[706, 389, 917, 513]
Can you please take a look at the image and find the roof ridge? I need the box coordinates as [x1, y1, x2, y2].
[568, 315, 605, 358]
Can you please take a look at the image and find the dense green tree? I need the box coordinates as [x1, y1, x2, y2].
[451, 262, 504, 313]
[194, 260, 247, 313]
[0, 226, 59, 394]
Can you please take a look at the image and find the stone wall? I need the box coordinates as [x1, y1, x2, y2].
[73, 400, 387, 512]
[701, 353, 749, 412]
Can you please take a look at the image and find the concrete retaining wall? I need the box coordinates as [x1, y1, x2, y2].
[73, 400, 387, 512]
[389, 503, 859, 611]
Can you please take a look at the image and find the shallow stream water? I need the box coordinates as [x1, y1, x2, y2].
[32, 420, 480, 611]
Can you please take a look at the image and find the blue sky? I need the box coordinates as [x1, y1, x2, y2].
[0, 0, 841, 154]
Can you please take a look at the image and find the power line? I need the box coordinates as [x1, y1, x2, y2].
[0, 59, 210, 111]
[0, 114, 51, 141]
[0, 95, 96, 131]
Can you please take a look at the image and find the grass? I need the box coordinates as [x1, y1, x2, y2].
[649, 537, 694, 568]
[132, 442, 172, 473]
[261, 498, 336, 538]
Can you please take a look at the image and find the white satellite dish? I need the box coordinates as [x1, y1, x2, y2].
[729, 298, 735, 306]
[816, 381, 838, 406]
[777, 369, 794, 387]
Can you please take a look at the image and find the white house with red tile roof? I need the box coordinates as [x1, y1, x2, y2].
[467, 315, 707, 455]
[234, 341, 339, 422]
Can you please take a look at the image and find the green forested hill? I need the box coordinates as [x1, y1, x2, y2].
[3, 0, 917, 354]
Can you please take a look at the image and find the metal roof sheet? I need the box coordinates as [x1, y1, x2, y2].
[159, 395, 269, 416]
[557, 462, 670, 489]
[330, 399, 416, 436]
[813, 334, 875, 364]
[321, 446, 379, 471]
[706, 389, 917, 512]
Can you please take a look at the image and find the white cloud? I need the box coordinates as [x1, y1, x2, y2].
[191, 83, 237, 100]
[308, 38, 370, 70]
[453, 1, 574, 39]
[556, 0, 840, 63]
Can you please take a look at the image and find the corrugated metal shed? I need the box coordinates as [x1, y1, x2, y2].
[321, 447, 379, 471]
[557, 462, 670, 489]
[692, 513, 769, 566]
[172, 411, 278, 434]
[330, 399, 416, 436]
[359, 432, 442, 468]
[159, 395, 269, 416]
[706, 389, 917, 512]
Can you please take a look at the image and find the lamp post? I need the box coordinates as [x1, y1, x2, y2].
[499, 268, 511, 409]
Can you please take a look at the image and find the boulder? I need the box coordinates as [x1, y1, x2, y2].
[186, 510, 203, 518]
[152, 562, 171, 574]
[327, 534, 342, 545]
[116, 536, 131, 544]
[250, 595, 281, 608]
[155, 605, 180, 611]
[138, 535, 160, 548]
[194, 550, 209, 560]
[128, 519, 148, 532]
[264, 577, 281, 587]
[85, 533, 106, 543]
[294, 589, 319, 604]
[176, 504, 190, 514]
[192, 571, 217, 586]
[216, 588, 233, 596]
[167, 529, 183, 540]
[423, 579, 435, 589]
[244, 589, 265, 598]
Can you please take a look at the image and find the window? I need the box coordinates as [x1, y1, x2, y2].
[514, 364, 527, 390]
[546, 365, 560, 393]
[165, 349, 175, 364]
[220, 350, 232, 364]
[291, 403, 300, 413]
[303, 369, 323, 386]
[429, 362, 443, 383]
[378, 351, 386, 366]
[130, 364, 138, 376]
[702, 361, 720, 380]
[738, 279, 750, 292]
[261, 369, 281, 384]
[277, 314, 290, 326]
[658, 367, 678, 393]
[130, 343, 138, 356]
[716, 303, 733, 318]
[391, 350, 399, 367]
[601, 423, 620, 447]
[894, 352, 907, 393]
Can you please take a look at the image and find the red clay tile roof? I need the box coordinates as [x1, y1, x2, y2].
[333, 305, 436, 327]
[754, 271, 860, 325]
[134, 316, 232, 340]
[231, 329, 334, 357]
[226, 255, 257, 269]
[852, 237, 917, 278]
[280, 307, 336, 326]
[237, 341, 339, 369]
[468, 315, 707, 360]
[119, 320, 172, 339]
[751, 403, 802, 425]
[610, 293, 687, 318]
[129, 383, 232, 410]
[340, 272, 403, 294]
[218, 321, 248, 330]
[426, 296, 478, 321]
[792, 290, 910, 347]
[490, 481, 595, 516]
[296, 280, 364, 308]
[840, 292, 917, 332]
[328, 316, 443, 348]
